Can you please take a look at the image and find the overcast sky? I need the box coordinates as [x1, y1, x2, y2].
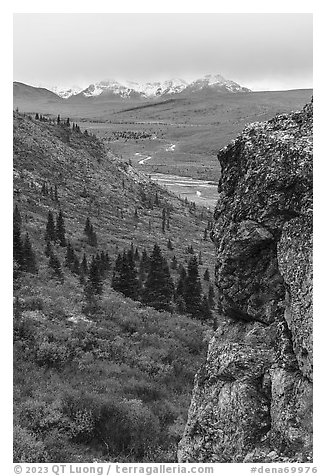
[13, 13, 312, 91]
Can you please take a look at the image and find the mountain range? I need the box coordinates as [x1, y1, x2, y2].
[14, 74, 251, 103]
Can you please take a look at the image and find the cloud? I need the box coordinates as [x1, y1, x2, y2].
[13, 13, 312, 91]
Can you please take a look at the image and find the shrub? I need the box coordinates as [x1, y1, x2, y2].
[13, 425, 48, 463]
[35, 339, 71, 369]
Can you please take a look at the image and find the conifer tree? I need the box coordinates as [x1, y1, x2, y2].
[21, 233, 37, 274]
[44, 240, 53, 258]
[49, 252, 63, 280]
[56, 210, 66, 247]
[13, 204, 22, 227]
[208, 284, 215, 309]
[175, 295, 187, 314]
[84, 217, 91, 236]
[162, 208, 166, 233]
[112, 253, 123, 291]
[84, 217, 97, 247]
[171, 255, 178, 270]
[71, 255, 80, 275]
[125, 249, 140, 299]
[201, 294, 212, 322]
[203, 228, 208, 241]
[54, 185, 59, 202]
[45, 210, 56, 242]
[65, 241, 75, 268]
[86, 257, 103, 295]
[81, 253, 88, 275]
[13, 221, 23, 268]
[203, 268, 210, 281]
[142, 244, 174, 311]
[184, 256, 202, 318]
[187, 244, 194, 254]
[176, 265, 187, 300]
[139, 249, 150, 286]
[113, 250, 140, 300]
[167, 238, 173, 250]
[89, 226, 97, 247]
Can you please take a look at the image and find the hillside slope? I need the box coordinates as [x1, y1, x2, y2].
[178, 100, 313, 463]
[13, 113, 216, 463]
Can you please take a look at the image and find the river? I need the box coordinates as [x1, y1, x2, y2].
[148, 173, 219, 209]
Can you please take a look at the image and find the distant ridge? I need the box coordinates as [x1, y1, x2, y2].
[14, 73, 251, 103]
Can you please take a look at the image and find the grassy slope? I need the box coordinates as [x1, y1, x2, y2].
[13, 113, 216, 463]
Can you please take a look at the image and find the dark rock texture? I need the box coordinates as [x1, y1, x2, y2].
[178, 100, 313, 463]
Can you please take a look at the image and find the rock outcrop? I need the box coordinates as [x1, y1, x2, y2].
[178, 100, 313, 463]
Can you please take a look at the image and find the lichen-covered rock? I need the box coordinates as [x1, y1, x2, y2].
[178, 100, 313, 463]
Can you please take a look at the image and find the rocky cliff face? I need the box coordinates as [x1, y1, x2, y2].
[178, 100, 313, 463]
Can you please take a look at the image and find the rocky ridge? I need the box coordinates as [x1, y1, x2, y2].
[178, 100, 313, 462]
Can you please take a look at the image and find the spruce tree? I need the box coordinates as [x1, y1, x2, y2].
[71, 255, 80, 275]
[13, 204, 22, 227]
[125, 249, 140, 299]
[184, 256, 202, 318]
[142, 244, 174, 311]
[49, 252, 63, 280]
[81, 253, 88, 275]
[84, 217, 91, 236]
[86, 257, 103, 295]
[134, 247, 140, 261]
[112, 253, 123, 291]
[203, 228, 208, 241]
[175, 295, 187, 314]
[208, 284, 215, 309]
[65, 242, 75, 268]
[171, 255, 178, 270]
[44, 240, 53, 258]
[113, 250, 140, 300]
[201, 295, 212, 322]
[13, 221, 23, 267]
[56, 210, 66, 246]
[203, 268, 210, 281]
[21, 233, 37, 274]
[176, 265, 187, 300]
[45, 211, 56, 242]
[84, 218, 97, 247]
[162, 208, 166, 233]
[139, 249, 150, 286]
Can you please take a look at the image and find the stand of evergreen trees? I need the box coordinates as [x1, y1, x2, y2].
[111, 242, 215, 322]
[13, 201, 216, 324]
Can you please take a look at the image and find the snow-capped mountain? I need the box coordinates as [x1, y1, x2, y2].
[73, 74, 250, 100]
[48, 85, 83, 99]
[185, 74, 251, 94]
[124, 78, 188, 97]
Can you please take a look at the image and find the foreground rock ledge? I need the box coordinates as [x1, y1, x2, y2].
[178, 100, 313, 463]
